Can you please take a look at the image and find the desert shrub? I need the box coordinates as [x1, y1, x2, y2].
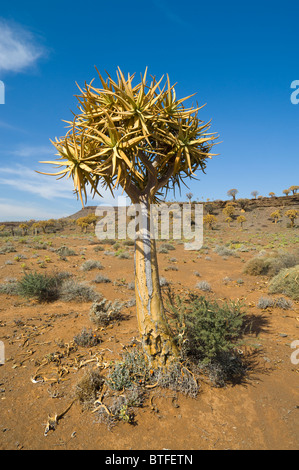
[81, 259, 104, 271]
[89, 298, 124, 326]
[244, 251, 299, 277]
[103, 239, 116, 245]
[59, 280, 99, 302]
[0, 279, 19, 295]
[159, 276, 169, 287]
[158, 246, 169, 254]
[268, 265, 299, 300]
[125, 297, 136, 307]
[104, 250, 116, 256]
[167, 294, 246, 386]
[93, 245, 105, 252]
[33, 243, 48, 250]
[56, 246, 76, 257]
[75, 370, 104, 410]
[123, 239, 135, 246]
[160, 243, 175, 251]
[213, 245, 235, 257]
[73, 327, 100, 347]
[155, 362, 199, 397]
[164, 265, 178, 271]
[55, 271, 72, 281]
[117, 251, 130, 259]
[274, 297, 293, 310]
[107, 349, 150, 391]
[0, 244, 17, 254]
[257, 297, 275, 309]
[171, 295, 244, 363]
[94, 274, 111, 284]
[205, 352, 247, 388]
[196, 281, 212, 292]
[17, 272, 60, 302]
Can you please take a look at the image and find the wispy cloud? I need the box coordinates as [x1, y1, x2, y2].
[9, 144, 54, 158]
[0, 164, 75, 200]
[0, 19, 46, 74]
[151, 0, 188, 27]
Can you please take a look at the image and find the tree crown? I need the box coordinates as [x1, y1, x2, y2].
[39, 68, 217, 204]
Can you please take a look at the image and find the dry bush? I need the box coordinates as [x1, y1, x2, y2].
[268, 265, 299, 300]
[89, 298, 125, 326]
[244, 251, 299, 277]
[75, 370, 104, 409]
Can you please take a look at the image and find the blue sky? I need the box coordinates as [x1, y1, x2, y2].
[0, 0, 298, 221]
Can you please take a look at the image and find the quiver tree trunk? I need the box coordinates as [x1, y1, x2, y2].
[134, 198, 179, 368]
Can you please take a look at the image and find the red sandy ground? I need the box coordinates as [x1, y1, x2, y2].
[0, 204, 298, 450]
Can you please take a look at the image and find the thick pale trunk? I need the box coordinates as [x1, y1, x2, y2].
[134, 198, 179, 368]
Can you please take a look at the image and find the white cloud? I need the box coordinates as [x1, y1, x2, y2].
[0, 164, 75, 200]
[0, 163, 121, 204]
[9, 144, 54, 158]
[0, 19, 45, 73]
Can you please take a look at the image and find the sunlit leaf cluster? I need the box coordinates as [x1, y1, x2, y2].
[40, 67, 217, 205]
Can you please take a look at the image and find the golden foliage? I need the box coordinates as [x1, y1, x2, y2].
[39, 68, 217, 205]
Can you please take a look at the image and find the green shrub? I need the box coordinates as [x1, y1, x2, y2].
[106, 350, 150, 391]
[171, 295, 245, 363]
[17, 272, 59, 302]
[268, 265, 299, 300]
[169, 294, 247, 386]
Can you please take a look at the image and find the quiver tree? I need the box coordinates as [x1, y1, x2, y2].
[203, 214, 217, 230]
[19, 223, 29, 236]
[237, 215, 246, 228]
[186, 192, 193, 203]
[270, 210, 281, 224]
[227, 188, 238, 201]
[222, 204, 235, 219]
[38, 67, 217, 367]
[285, 209, 298, 227]
[289, 185, 299, 195]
